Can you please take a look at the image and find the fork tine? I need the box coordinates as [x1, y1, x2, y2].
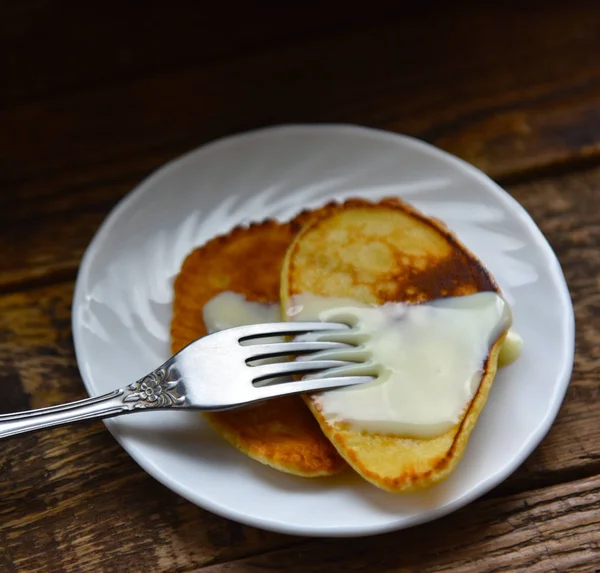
[236, 321, 348, 341]
[255, 376, 373, 400]
[251, 360, 355, 382]
[245, 341, 352, 361]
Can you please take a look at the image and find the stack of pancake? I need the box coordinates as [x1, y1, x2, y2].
[170, 198, 505, 493]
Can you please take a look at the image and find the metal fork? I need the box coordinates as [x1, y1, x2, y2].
[0, 322, 371, 439]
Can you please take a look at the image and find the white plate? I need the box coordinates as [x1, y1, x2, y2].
[72, 124, 574, 537]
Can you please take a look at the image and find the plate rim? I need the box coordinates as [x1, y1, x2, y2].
[72, 123, 575, 537]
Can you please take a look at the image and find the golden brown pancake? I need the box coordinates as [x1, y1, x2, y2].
[170, 219, 347, 477]
[280, 198, 504, 492]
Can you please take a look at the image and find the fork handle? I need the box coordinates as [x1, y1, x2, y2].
[0, 363, 187, 439]
[0, 390, 132, 439]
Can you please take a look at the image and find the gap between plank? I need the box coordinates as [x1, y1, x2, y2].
[494, 152, 600, 187]
[0, 268, 79, 296]
[486, 459, 600, 500]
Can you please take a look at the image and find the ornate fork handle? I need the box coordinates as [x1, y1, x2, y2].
[0, 363, 186, 439]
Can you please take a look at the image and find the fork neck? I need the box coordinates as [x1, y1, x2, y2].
[0, 364, 187, 439]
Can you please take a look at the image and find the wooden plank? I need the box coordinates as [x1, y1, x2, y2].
[4, 7, 600, 289]
[498, 170, 600, 493]
[0, 428, 300, 573]
[0, 165, 141, 293]
[3, 4, 600, 187]
[196, 475, 600, 573]
[0, 1, 410, 107]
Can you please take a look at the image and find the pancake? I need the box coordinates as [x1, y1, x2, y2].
[280, 198, 504, 492]
[170, 218, 347, 477]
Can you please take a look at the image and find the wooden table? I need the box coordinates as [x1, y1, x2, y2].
[1, 3, 599, 572]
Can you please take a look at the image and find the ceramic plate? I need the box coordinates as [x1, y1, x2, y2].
[72, 125, 574, 537]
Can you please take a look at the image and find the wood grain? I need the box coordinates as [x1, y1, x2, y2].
[498, 169, 600, 492]
[1, 428, 298, 573]
[4, 5, 600, 290]
[5, 5, 600, 184]
[197, 475, 600, 573]
[0, 1, 413, 107]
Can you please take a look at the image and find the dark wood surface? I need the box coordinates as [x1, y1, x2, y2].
[1, 3, 599, 572]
